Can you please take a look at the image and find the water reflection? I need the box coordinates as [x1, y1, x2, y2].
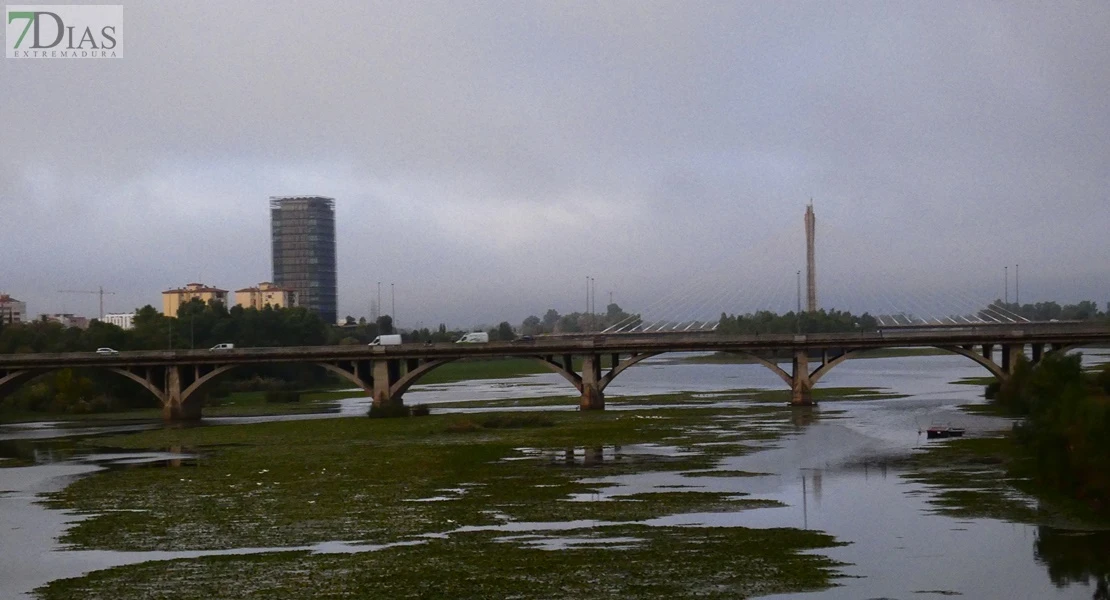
[1036, 527, 1110, 600]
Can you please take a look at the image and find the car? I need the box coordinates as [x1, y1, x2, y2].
[511, 335, 535, 343]
[95, 347, 119, 355]
[209, 343, 235, 351]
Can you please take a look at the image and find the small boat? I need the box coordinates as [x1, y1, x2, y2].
[925, 425, 966, 439]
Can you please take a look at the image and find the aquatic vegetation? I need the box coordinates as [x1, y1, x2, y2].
[35, 406, 847, 599]
[39, 526, 844, 600]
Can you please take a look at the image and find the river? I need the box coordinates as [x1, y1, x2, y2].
[2, 350, 1108, 599]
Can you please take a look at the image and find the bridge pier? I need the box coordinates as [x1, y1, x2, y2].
[791, 350, 815, 406]
[371, 359, 405, 410]
[580, 354, 605, 410]
[1031, 343, 1044, 364]
[157, 366, 203, 422]
[1001, 343, 1025, 374]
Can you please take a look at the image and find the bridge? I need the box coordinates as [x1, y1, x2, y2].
[1, 322, 1106, 421]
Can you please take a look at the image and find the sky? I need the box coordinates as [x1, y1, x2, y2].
[2, 1, 1107, 328]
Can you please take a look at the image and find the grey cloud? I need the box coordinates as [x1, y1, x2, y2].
[1, 1, 1107, 326]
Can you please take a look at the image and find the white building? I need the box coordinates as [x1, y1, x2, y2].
[0, 294, 26, 324]
[102, 312, 136, 330]
[41, 313, 90, 329]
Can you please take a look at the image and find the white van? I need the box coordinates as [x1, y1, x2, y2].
[369, 334, 403, 346]
[456, 332, 489, 344]
[210, 343, 235, 351]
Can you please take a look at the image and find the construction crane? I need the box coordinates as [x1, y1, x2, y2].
[58, 287, 117, 320]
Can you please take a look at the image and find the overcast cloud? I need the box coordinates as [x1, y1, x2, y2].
[2, 1, 1107, 327]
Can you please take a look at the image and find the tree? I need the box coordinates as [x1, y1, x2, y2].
[521, 315, 541, 335]
[496, 321, 515, 341]
[542, 309, 560, 329]
[376, 315, 394, 335]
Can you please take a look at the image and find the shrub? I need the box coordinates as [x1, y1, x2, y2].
[1097, 364, 1110, 395]
[265, 391, 300, 404]
[368, 403, 410, 418]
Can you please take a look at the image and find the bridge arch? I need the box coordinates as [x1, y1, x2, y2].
[532, 356, 584, 391]
[934, 346, 1007, 380]
[0, 369, 47, 399]
[599, 352, 660, 389]
[722, 352, 793, 387]
[0, 366, 172, 409]
[106, 367, 171, 402]
[389, 358, 459, 397]
[527, 352, 662, 395]
[316, 363, 373, 395]
[809, 349, 870, 385]
[807, 346, 1009, 385]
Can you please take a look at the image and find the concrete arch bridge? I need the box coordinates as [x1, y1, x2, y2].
[0, 323, 1106, 421]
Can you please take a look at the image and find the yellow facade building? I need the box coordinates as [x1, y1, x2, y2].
[162, 283, 229, 316]
[234, 282, 298, 310]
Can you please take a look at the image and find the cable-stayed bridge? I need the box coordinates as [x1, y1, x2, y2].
[598, 206, 1045, 333]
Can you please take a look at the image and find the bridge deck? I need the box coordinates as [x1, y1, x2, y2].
[1, 323, 1107, 369]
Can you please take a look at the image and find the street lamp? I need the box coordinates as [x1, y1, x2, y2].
[585, 275, 590, 332]
[796, 270, 802, 333]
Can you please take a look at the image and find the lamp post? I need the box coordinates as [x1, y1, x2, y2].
[590, 277, 596, 330]
[1004, 266, 1009, 305]
[585, 276, 590, 332]
[796, 270, 802, 334]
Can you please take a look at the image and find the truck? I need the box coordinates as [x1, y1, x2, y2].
[368, 334, 403, 346]
[456, 332, 489, 344]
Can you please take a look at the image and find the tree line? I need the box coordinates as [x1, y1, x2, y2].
[991, 353, 1110, 514]
[716, 309, 880, 334]
[519, 304, 636, 335]
[0, 300, 334, 416]
[986, 300, 1106, 322]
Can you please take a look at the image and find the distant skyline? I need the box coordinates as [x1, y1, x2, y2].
[2, 2, 1107, 328]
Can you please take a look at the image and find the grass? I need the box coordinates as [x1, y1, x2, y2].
[39, 525, 843, 600]
[35, 405, 848, 599]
